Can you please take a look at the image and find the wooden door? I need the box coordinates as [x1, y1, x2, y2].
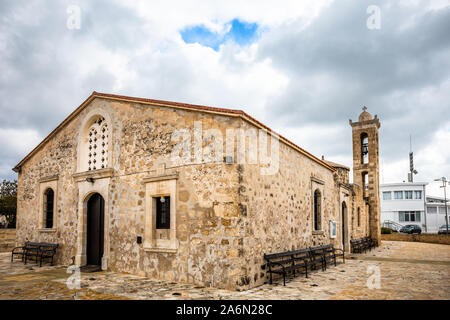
[86, 193, 104, 266]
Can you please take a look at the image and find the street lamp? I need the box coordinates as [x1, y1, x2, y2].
[434, 177, 449, 234]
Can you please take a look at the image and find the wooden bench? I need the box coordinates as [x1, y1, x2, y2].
[350, 238, 365, 253]
[264, 244, 345, 286]
[316, 244, 345, 269]
[308, 246, 326, 272]
[12, 242, 58, 267]
[264, 250, 310, 286]
[11, 241, 38, 263]
[351, 237, 376, 253]
[362, 237, 376, 251]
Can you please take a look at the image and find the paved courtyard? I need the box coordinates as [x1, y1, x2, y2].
[0, 241, 449, 300]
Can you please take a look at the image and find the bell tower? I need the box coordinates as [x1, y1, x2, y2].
[349, 107, 381, 245]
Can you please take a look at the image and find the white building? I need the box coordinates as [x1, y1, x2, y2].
[380, 182, 427, 231]
[425, 196, 450, 233]
[380, 182, 450, 233]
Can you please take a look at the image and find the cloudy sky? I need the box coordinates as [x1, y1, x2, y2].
[0, 0, 449, 196]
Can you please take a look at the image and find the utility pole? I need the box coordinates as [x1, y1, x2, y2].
[434, 177, 449, 234]
[408, 135, 418, 182]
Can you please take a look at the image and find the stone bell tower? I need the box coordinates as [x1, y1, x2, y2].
[349, 107, 381, 245]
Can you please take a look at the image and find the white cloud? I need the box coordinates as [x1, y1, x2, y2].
[0, 0, 448, 184]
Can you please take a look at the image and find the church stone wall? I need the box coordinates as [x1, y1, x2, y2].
[237, 122, 340, 289]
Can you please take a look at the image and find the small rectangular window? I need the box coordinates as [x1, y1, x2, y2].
[399, 212, 405, 222]
[414, 191, 422, 200]
[405, 191, 413, 200]
[394, 191, 403, 200]
[383, 192, 392, 200]
[415, 212, 421, 222]
[155, 196, 170, 229]
[45, 189, 54, 229]
[428, 206, 437, 214]
[439, 207, 448, 214]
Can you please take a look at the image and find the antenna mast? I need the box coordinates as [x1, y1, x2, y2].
[408, 134, 418, 182]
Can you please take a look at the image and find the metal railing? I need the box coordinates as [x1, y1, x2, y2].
[381, 220, 403, 231]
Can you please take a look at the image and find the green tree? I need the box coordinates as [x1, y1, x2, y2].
[0, 179, 17, 197]
[0, 180, 17, 228]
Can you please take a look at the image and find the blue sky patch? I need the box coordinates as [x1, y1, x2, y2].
[181, 19, 259, 50]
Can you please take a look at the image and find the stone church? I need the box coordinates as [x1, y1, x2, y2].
[13, 92, 381, 290]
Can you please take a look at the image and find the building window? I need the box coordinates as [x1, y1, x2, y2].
[383, 192, 392, 200]
[143, 174, 178, 251]
[394, 191, 403, 200]
[44, 188, 54, 229]
[155, 196, 170, 229]
[439, 207, 448, 214]
[313, 189, 321, 231]
[399, 211, 421, 222]
[87, 116, 109, 171]
[428, 206, 437, 214]
[405, 191, 413, 200]
[357, 207, 361, 227]
[414, 191, 422, 200]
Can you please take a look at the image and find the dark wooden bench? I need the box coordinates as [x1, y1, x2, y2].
[351, 237, 376, 253]
[317, 244, 345, 269]
[308, 246, 326, 272]
[12, 242, 58, 267]
[264, 244, 346, 286]
[11, 241, 38, 263]
[362, 237, 376, 251]
[350, 238, 365, 253]
[264, 249, 310, 286]
[35, 243, 58, 267]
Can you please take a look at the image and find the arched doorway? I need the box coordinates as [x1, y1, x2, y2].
[86, 193, 104, 266]
[342, 202, 347, 251]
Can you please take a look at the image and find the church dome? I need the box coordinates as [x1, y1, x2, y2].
[358, 106, 372, 122]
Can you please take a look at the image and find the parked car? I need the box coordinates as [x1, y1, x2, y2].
[438, 224, 450, 234]
[399, 224, 422, 234]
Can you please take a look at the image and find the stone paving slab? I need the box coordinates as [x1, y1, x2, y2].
[0, 241, 449, 300]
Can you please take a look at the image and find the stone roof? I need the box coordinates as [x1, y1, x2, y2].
[322, 159, 350, 170]
[358, 106, 373, 122]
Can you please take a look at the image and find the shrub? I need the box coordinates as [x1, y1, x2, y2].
[381, 227, 393, 234]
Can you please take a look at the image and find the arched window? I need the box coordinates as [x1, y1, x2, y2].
[87, 116, 109, 171]
[361, 133, 369, 164]
[357, 207, 361, 227]
[313, 189, 321, 231]
[44, 188, 54, 229]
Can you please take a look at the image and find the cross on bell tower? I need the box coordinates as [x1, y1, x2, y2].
[349, 107, 381, 245]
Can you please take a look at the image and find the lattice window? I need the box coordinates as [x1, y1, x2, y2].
[87, 116, 109, 170]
